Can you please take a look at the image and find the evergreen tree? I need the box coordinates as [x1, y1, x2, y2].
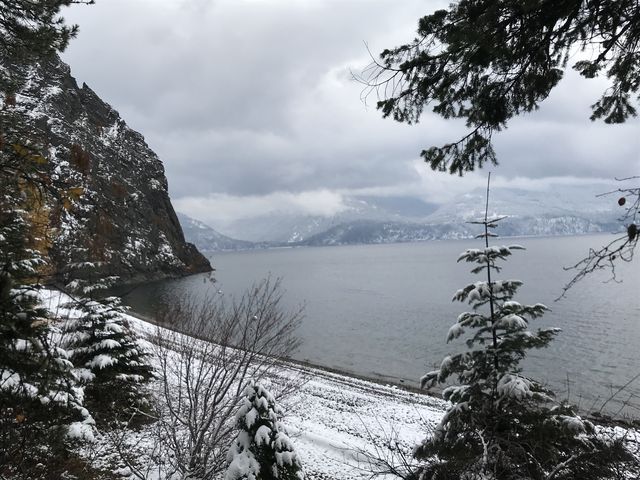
[361, 0, 640, 175]
[0, 0, 88, 91]
[0, 187, 90, 477]
[63, 272, 153, 426]
[226, 381, 304, 480]
[0, 1, 98, 475]
[413, 179, 632, 480]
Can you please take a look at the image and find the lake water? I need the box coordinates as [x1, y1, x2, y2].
[123, 234, 640, 417]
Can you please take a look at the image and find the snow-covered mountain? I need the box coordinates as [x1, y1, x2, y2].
[298, 215, 619, 247]
[180, 185, 622, 249]
[426, 184, 618, 224]
[300, 220, 468, 246]
[177, 213, 262, 252]
[221, 196, 438, 243]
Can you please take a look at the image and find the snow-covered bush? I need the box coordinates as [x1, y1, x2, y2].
[413, 201, 633, 479]
[226, 380, 304, 480]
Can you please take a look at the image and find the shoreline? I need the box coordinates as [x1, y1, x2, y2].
[202, 231, 623, 255]
[123, 306, 439, 399]
[124, 306, 640, 429]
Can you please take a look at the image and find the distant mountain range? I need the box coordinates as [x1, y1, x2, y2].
[217, 196, 439, 243]
[178, 184, 623, 252]
[177, 213, 267, 252]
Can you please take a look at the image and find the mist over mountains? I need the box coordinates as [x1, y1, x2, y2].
[178, 183, 622, 252]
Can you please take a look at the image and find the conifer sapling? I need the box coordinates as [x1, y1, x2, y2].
[64, 272, 153, 426]
[226, 380, 304, 480]
[414, 175, 632, 480]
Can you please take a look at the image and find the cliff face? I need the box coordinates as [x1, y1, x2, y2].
[2, 55, 211, 285]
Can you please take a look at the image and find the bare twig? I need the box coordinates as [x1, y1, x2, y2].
[151, 277, 304, 479]
[559, 178, 639, 299]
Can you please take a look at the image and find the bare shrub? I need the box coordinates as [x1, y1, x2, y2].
[149, 277, 303, 479]
[350, 420, 423, 480]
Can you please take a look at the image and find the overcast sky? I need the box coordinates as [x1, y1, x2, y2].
[61, 0, 640, 228]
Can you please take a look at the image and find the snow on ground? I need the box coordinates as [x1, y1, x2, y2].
[37, 289, 640, 479]
[267, 363, 446, 479]
[40, 289, 446, 479]
[124, 311, 447, 479]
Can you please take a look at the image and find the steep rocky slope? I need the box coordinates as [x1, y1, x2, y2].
[2, 55, 211, 284]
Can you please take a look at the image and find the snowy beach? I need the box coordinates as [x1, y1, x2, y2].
[40, 289, 447, 479]
[37, 288, 640, 479]
[127, 313, 448, 479]
[243, 359, 447, 479]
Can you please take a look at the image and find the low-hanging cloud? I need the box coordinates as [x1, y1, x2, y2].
[174, 189, 348, 225]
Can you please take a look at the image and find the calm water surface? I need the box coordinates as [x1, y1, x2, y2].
[124, 235, 640, 416]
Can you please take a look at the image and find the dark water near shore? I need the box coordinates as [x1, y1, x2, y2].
[123, 234, 640, 417]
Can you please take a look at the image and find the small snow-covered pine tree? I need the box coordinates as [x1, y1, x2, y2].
[64, 272, 153, 425]
[413, 177, 632, 480]
[226, 381, 304, 480]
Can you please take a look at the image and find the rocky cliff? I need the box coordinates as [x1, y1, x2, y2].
[1, 55, 211, 285]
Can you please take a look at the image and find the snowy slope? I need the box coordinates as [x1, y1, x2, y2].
[40, 289, 446, 479]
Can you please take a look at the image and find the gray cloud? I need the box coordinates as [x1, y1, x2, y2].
[61, 0, 640, 220]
